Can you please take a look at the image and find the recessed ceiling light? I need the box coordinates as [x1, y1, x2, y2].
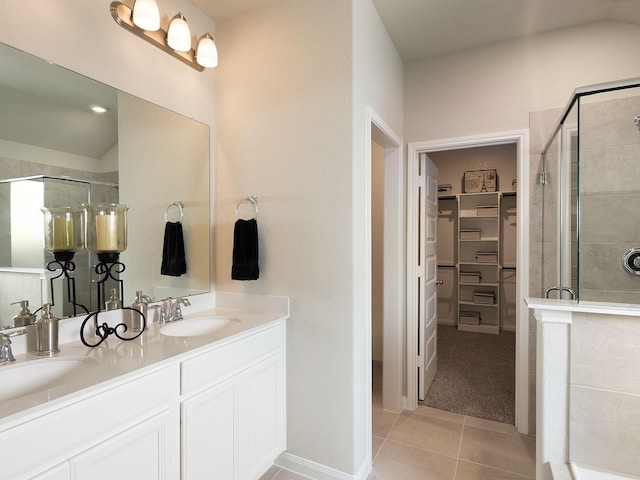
[89, 104, 109, 113]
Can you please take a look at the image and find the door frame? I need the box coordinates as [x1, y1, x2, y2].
[406, 129, 530, 434]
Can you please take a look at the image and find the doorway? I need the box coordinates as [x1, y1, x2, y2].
[407, 131, 530, 434]
[369, 111, 404, 416]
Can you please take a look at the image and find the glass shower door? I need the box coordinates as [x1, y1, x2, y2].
[538, 98, 579, 301]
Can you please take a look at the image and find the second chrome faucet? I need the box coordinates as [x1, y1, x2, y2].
[155, 297, 191, 324]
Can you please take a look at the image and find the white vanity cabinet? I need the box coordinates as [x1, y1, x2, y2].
[0, 315, 287, 480]
[180, 322, 286, 480]
[1, 366, 179, 480]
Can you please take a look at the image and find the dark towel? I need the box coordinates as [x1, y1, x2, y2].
[231, 218, 259, 280]
[161, 222, 187, 276]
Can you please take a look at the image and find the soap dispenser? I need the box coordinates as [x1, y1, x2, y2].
[105, 288, 122, 311]
[130, 291, 150, 332]
[34, 303, 59, 356]
[11, 300, 36, 327]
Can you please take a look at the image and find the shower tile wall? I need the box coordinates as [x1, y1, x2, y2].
[569, 312, 640, 477]
[579, 94, 640, 303]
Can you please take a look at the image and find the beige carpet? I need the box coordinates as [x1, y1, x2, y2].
[420, 325, 516, 424]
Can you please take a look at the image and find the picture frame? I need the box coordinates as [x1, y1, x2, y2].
[464, 169, 497, 193]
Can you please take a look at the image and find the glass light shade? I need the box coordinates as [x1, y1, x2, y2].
[196, 33, 218, 68]
[132, 0, 160, 31]
[41, 207, 84, 253]
[167, 13, 191, 52]
[83, 204, 129, 256]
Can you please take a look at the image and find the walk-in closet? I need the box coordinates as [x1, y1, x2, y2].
[424, 143, 517, 424]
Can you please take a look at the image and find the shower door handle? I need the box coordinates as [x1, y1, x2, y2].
[544, 286, 575, 300]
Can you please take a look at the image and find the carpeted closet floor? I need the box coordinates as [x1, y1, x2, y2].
[420, 325, 516, 425]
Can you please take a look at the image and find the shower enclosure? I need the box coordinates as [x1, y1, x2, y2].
[533, 78, 640, 303]
[0, 175, 118, 318]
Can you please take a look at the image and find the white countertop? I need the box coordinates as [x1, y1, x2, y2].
[526, 297, 640, 317]
[0, 291, 289, 425]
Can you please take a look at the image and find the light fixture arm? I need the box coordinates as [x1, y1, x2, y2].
[110, 1, 205, 72]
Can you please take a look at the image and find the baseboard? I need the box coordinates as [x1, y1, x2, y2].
[276, 452, 371, 480]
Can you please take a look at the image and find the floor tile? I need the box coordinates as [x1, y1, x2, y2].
[372, 435, 385, 460]
[372, 403, 400, 438]
[455, 460, 534, 479]
[464, 416, 519, 436]
[387, 406, 464, 457]
[259, 465, 281, 480]
[369, 440, 457, 480]
[274, 469, 314, 479]
[459, 425, 535, 478]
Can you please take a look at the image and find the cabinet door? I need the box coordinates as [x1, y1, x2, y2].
[245, 354, 285, 480]
[71, 411, 173, 480]
[182, 376, 240, 479]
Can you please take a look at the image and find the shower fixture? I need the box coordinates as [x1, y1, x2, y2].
[634, 115, 640, 130]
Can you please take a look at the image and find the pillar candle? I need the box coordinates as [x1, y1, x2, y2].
[96, 213, 118, 251]
[52, 215, 73, 250]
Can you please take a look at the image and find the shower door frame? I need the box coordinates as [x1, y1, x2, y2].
[407, 129, 530, 434]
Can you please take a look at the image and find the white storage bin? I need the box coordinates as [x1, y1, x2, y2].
[476, 252, 498, 263]
[477, 205, 498, 216]
[459, 311, 481, 325]
[473, 291, 496, 304]
[460, 229, 481, 240]
[460, 272, 481, 283]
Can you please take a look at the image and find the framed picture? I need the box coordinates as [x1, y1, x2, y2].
[464, 169, 497, 193]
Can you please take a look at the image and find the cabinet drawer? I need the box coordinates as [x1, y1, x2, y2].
[181, 322, 285, 396]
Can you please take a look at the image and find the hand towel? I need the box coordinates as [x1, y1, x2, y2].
[231, 218, 259, 280]
[161, 221, 187, 276]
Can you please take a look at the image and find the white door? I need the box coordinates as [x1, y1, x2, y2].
[407, 151, 439, 405]
[417, 154, 439, 401]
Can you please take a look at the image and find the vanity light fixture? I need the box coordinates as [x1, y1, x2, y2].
[110, 1, 218, 72]
[167, 12, 191, 52]
[132, 0, 160, 31]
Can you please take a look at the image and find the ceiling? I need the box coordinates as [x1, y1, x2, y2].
[192, 0, 640, 61]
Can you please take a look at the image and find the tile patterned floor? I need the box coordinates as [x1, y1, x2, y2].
[261, 367, 535, 480]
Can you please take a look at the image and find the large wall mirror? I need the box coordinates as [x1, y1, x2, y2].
[0, 42, 210, 327]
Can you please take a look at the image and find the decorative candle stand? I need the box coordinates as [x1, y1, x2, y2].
[79, 253, 145, 347]
[41, 207, 88, 316]
[79, 203, 145, 348]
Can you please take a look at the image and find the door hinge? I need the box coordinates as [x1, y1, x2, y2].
[538, 172, 549, 185]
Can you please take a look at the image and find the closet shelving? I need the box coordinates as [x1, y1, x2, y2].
[457, 192, 501, 334]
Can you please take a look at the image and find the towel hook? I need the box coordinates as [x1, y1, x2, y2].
[165, 201, 184, 222]
[235, 196, 258, 219]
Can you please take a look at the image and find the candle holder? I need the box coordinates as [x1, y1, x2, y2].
[41, 207, 88, 316]
[79, 203, 145, 347]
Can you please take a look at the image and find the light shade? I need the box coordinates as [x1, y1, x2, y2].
[167, 12, 191, 52]
[132, 0, 160, 31]
[196, 33, 218, 68]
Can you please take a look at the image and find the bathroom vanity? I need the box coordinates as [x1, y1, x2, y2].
[0, 292, 288, 480]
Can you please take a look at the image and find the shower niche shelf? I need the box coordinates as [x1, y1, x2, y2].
[457, 192, 501, 334]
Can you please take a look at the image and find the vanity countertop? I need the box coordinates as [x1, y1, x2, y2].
[0, 292, 289, 425]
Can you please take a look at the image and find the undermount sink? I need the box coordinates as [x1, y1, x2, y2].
[0, 356, 97, 402]
[160, 317, 238, 337]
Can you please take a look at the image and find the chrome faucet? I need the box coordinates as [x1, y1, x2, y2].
[156, 297, 191, 324]
[169, 297, 191, 322]
[0, 328, 28, 365]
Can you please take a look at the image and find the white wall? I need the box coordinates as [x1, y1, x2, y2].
[215, 0, 356, 473]
[215, 0, 403, 475]
[405, 21, 640, 143]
